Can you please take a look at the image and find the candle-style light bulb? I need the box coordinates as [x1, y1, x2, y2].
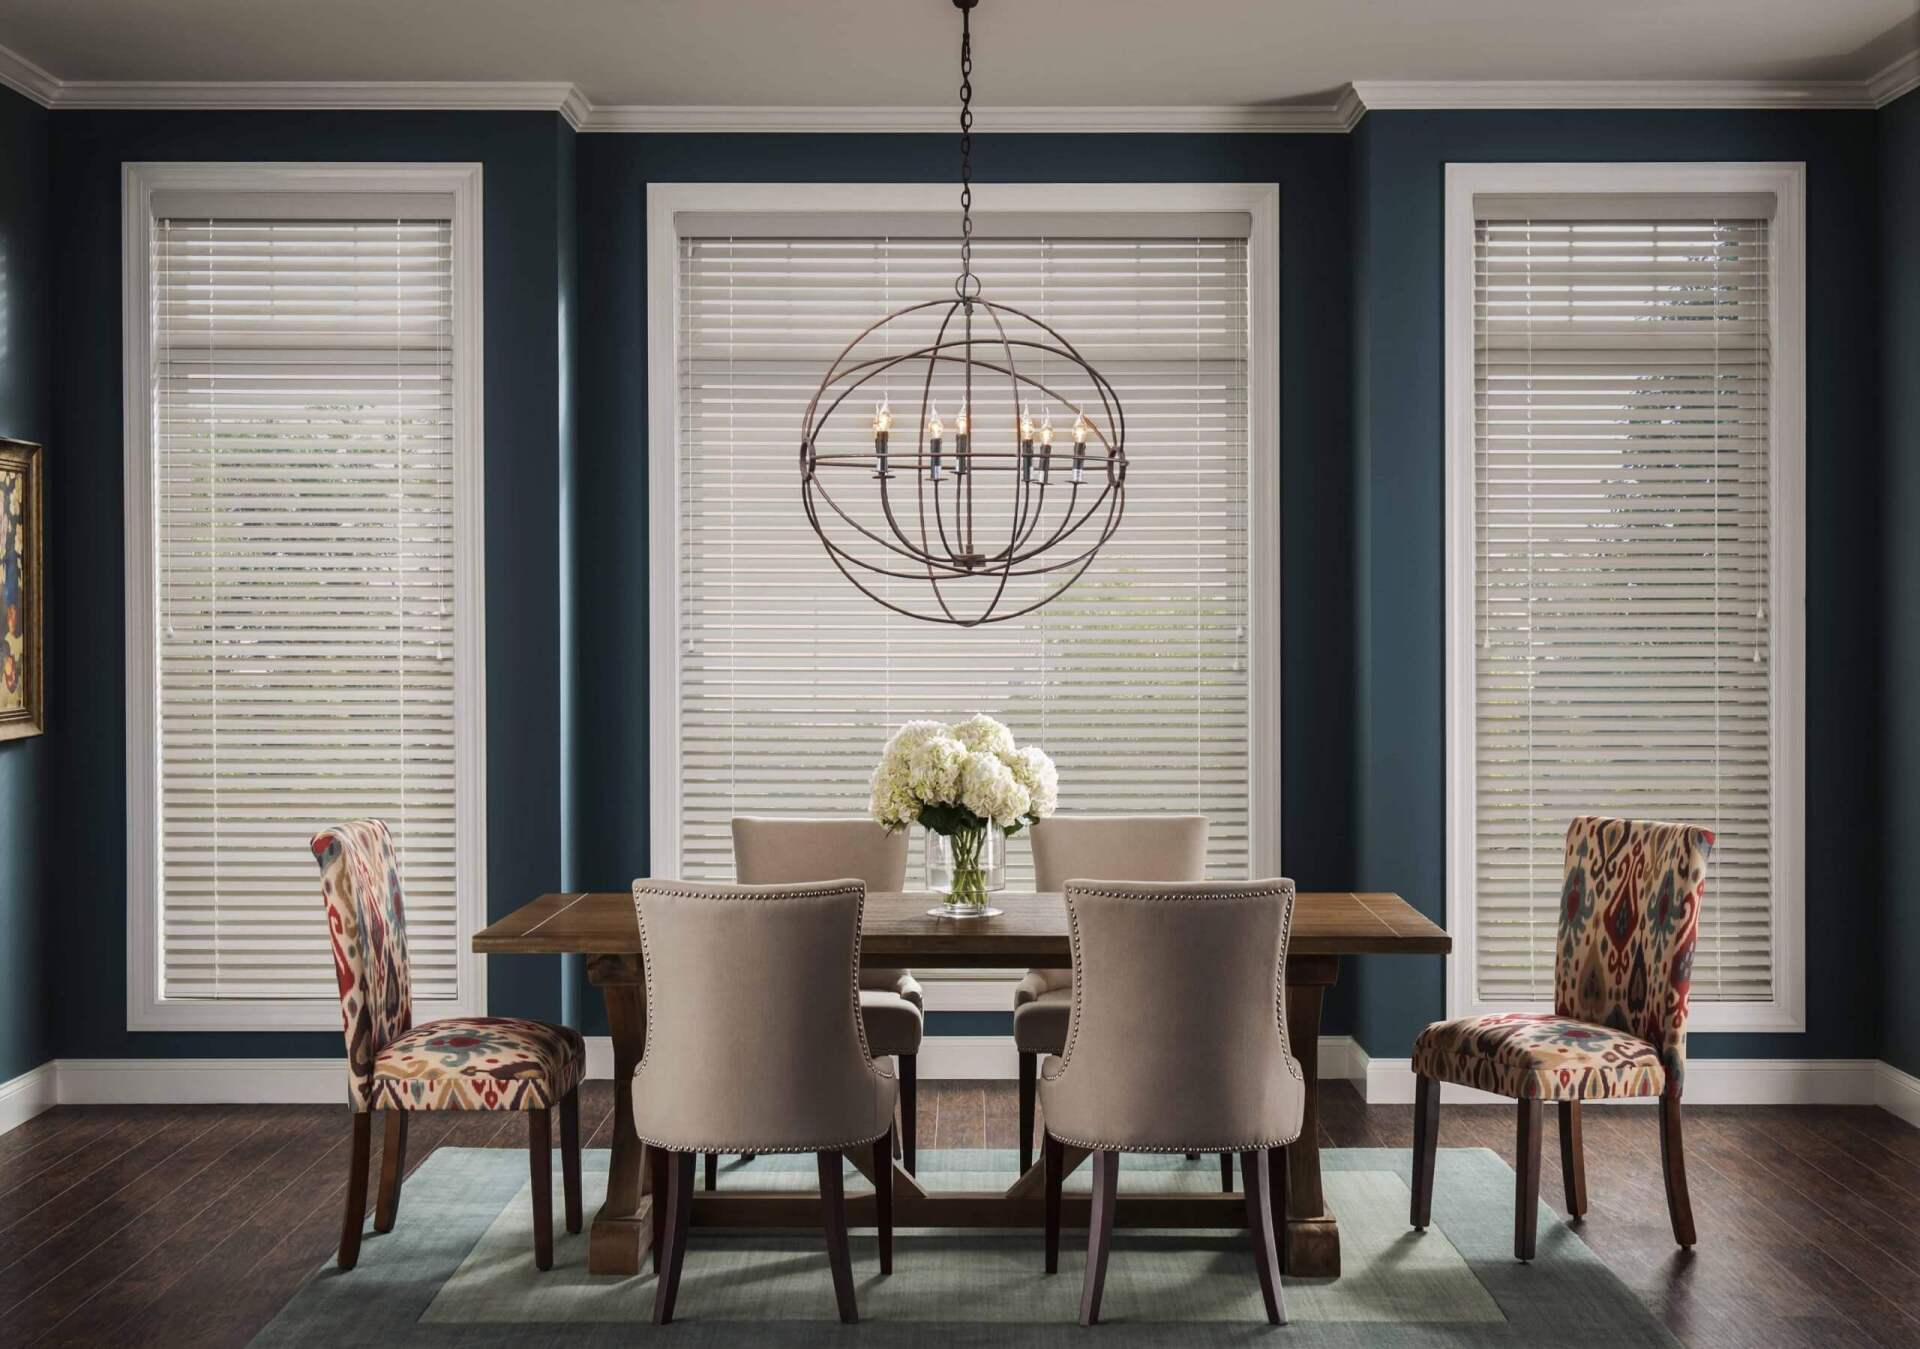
[1019, 406, 1036, 484]
[954, 408, 970, 476]
[1070, 411, 1089, 483]
[871, 402, 893, 478]
[1033, 416, 1054, 485]
[926, 404, 944, 481]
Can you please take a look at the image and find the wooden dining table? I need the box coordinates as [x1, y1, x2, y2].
[475, 888, 1448, 1281]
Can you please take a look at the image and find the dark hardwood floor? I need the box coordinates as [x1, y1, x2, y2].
[2, 1083, 1916, 1347]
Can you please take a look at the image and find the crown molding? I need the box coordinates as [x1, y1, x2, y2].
[2, 35, 1915, 125]
[575, 101, 1356, 132]
[1350, 77, 1880, 111]
[0, 40, 59, 106]
[1868, 48, 1920, 108]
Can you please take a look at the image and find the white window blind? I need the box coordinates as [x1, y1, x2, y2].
[674, 229, 1251, 885]
[1471, 207, 1775, 1005]
[151, 212, 461, 1003]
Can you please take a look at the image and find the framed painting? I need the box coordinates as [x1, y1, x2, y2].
[0, 437, 43, 741]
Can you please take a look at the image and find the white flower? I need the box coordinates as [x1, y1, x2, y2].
[950, 713, 1015, 759]
[1008, 744, 1059, 818]
[958, 752, 1031, 829]
[905, 735, 968, 803]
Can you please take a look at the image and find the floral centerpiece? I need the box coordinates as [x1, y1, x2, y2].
[870, 714, 1058, 917]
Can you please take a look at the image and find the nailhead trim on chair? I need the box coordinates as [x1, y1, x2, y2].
[1043, 881, 1306, 1153]
[629, 879, 894, 1154]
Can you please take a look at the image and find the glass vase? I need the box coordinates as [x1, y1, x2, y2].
[925, 825, 1005, 918]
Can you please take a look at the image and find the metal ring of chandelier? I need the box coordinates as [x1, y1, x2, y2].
[796, 0, 1127, 627]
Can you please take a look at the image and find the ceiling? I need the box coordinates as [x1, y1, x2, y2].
[0, 0, 1914, 110]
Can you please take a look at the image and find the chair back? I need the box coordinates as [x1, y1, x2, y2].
[1030, 814, 1208, 892]
[732, 816, 912, 991]
[629, 878, 896, 1152]
[1556, 816, 1713, 1095]
[1037, 879, 1304, 1152]
[311, 819, 413, 1110]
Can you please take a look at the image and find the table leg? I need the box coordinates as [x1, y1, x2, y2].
[587, 955, 654, 1276]
[1283, 954, 1341, 1277]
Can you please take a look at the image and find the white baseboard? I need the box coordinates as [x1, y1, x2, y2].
[0, 1061, 57, 1133]
[56, 1057, 348, 1105]
[10, 1048, 1916, 1129]
[1362, 1055, 1887, 1107]
[1878, 1061, 1920, 1128]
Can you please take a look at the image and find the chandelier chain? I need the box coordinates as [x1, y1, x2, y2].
[956, 2, 977, 299]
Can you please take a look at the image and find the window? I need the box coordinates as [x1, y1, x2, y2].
[1444, 164, 1805, 1032]
[648, 184, 1280, 892]
[125, 164, 486, 1029]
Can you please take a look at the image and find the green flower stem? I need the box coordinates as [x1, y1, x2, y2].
[947, 824, 991, 909]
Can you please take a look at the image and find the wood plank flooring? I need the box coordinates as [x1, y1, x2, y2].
[2, 1083, 1915, 1347]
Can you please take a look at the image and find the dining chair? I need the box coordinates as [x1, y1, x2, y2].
[1039, 878, 1304, 1326]
[1409, 816, 1711, 1261]
[1017, 815, 1224, 1185]
[729, 816, 922, 1176]
[632, 877, 899, 1325]
[312, 820, 584, 1272]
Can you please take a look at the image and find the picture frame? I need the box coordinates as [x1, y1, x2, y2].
[0, 436, 45, 742]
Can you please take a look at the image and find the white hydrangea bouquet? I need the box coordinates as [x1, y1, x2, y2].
[870, 714, 1058, 916]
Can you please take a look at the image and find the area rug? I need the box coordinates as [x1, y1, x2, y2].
[251, 1147, 1678, 1346]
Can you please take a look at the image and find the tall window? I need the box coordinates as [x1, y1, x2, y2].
[126, 165, 485, 1029]
[1445, 165, 1804, 1032]
[652, 186, 1279, 888]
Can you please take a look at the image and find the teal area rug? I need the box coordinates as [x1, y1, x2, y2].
[252, 1148, 1678, 1346]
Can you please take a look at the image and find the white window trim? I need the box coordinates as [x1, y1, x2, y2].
[123, 162, 488, 1031]
[644, 181, 1283, 917]
[1442, 161, 1806, 1034]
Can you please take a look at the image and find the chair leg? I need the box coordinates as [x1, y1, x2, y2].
[1018, 1051, 1037, 1175]
[1241, 1149, 1287, 1325]
[872, 1127, 894, 1276]
[1660, 1095, 1697, 1248]
[704, 1152, 718, 1191]
[649, 1145, 667, 1274]
[529, 1107, 554, 1271]
[1268, 1144, 1291, 1275]
[1080, 1149, 1119, 1326]
[1043, 1131, 1064, 1274]
[1220, 1152, 1234, 1193]
[817, 1151, 859, 1323]
[337, 1112, 372, 1270]
[653, 1152, 695, 1324]
[899, 1053, 917, 1175]
[560, 1087, 583, 1235]
[1410, 1073, 1440, 1230]
[1514, 1098, 1542, 1262]
[1558, 1100, 1587, 1220]
[373, 1111, 408, 1233]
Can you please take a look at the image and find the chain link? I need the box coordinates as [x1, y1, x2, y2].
[955, 3, 980, 299]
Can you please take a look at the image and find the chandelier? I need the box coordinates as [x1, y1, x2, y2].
[799, 0, 1126, 627]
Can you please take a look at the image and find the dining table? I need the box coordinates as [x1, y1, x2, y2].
[475, 888, 1449, 1281]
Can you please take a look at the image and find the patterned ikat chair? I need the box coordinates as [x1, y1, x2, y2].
[1410, 816, 1712, 1260]
[312, 819, 586, 1271]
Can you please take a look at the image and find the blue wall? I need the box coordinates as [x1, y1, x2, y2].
[0, 85, 52, 1081]
[1348, 110, 1884, 1062]
[47, 111, 575, 1058]
[1878, 88, 1920, 1079]
[570, 132, 1360, 1037]
[21, 104, 1910, 1070]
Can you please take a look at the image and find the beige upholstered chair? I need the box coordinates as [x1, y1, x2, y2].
[631, 878, 898, 1325]
[1411, 817, 1711, 1260]
[731, 817, 923, 1175]
[312, 820, 584, 1272]
[1016, 815, 1216, 1180]
[1039, 878, 1305, 1325]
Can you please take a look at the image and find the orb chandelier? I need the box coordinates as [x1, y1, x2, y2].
[800, 0, 1126, 627]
